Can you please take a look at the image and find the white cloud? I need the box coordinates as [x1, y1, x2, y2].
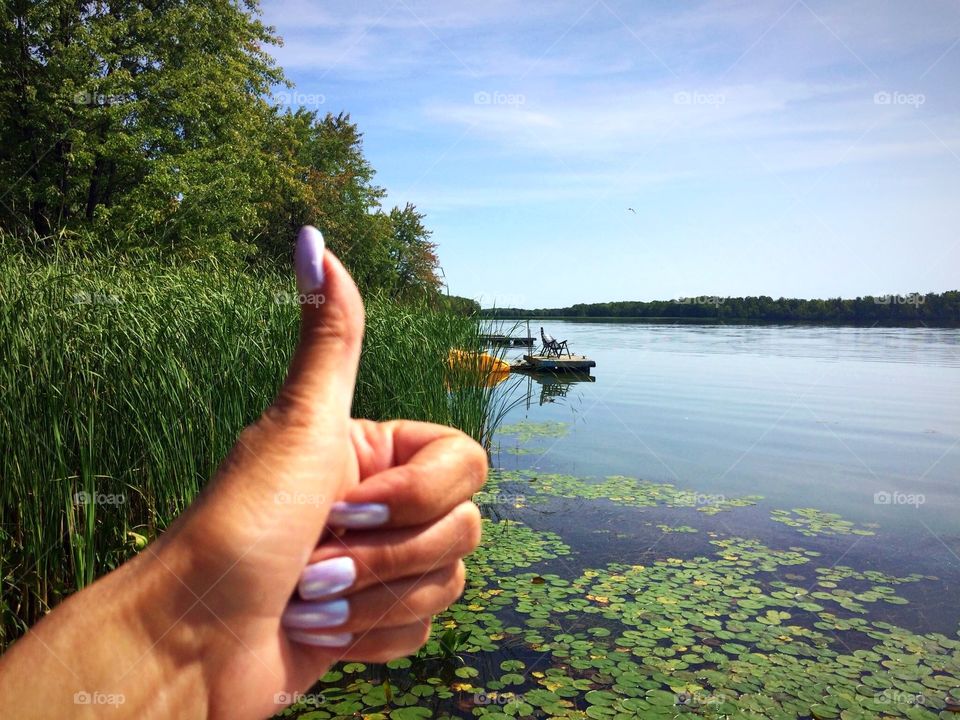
[424, 80, 915, 155]
[262, 0, 960, 218]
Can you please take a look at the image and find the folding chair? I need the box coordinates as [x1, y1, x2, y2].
[540, 327, 570, 357]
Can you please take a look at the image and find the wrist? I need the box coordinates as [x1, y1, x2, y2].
[83, 541, 212, 718]
[126, 532, 216, 717]
[0, 534, 211, 719]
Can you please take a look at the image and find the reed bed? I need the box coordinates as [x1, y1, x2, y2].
[0, 252, 514, 645]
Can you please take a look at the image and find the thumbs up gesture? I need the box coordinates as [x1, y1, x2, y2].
[168, 227, 488, 713]
[0, 227, 487, 719]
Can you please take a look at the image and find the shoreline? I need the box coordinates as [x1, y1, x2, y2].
[482, 315, 960, 328]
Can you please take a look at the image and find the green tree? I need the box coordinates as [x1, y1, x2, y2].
[258, 109, 399, 291]
[2, 1, 457, 301]
[388, 202, 440, 299]
[0, 0, 284, 259]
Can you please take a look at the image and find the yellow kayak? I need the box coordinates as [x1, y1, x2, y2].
[447, 349, 510, 374]
[447, 349, 510, 387]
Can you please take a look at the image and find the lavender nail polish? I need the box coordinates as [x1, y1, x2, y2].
[328, 502, 390, 528]
[282, 599, 350, 629]
[295, 225, 325, 293]
[286, 629, 353, 648]
[298, 556, 357, 600]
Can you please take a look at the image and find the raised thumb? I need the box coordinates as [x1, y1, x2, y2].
[273, 226, 365, 426]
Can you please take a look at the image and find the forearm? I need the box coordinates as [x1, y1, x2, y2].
[0, 543, 210, 719]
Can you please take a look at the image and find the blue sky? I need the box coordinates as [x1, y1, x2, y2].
[260, 0, 960, 308]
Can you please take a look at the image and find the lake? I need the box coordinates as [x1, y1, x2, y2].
[300, 323, 960, 719]
[494, 322, 960, 535]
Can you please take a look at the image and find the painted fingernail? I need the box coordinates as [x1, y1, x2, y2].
[282, 599, 350, 629]
[295, 225, 325, 292]
[328, 502, 390, 528]
[286, 629, 353, 648]
[298, 556, 357, 600]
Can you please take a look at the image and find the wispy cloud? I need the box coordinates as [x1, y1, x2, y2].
[262, 0, 960, 303]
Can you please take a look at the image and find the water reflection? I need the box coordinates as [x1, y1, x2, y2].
[514, 370, 596, 407]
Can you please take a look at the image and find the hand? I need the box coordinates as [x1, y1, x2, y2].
[283, 419, 486, 655]
[0, 227, 487, 720]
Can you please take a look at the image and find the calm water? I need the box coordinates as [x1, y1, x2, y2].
[491, 322, 960, 629]
[296, 324, 960, 718]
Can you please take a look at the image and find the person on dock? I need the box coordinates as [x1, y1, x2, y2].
[0, 227, 488, 719]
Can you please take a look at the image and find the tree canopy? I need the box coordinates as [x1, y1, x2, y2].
[0, 0, 442, 298]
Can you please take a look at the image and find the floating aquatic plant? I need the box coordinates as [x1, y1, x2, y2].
[656, 524, 698, 534]
[495, 420, 570, 444]
[491, 469, 763, 516]
[771, 508, 877, 537]
[280, 471, 959, 720]
[495, 421, 570, 457]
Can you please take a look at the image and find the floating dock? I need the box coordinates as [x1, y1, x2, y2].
[510, 354, 597, 372]
[480, 334, 535, 347]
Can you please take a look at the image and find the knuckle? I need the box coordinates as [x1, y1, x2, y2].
[382, 464, 425, 509]
[448, 560, 467, 601]
[262, 388, 327, 432]
[371, 622, 431, 663]
[372, 541, 404, 582]
[453, 502, 483, 555]
[415, 620, 432, 647]
[459, 437, 489, 491]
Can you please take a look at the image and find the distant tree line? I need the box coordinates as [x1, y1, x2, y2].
[0, 0, 441, 300]
[438, 295, 481, 316]
[484, 292, 960, 324]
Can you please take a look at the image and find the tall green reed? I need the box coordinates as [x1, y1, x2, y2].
[359, 296, 521, 448]
[0, 251, 512, 646]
